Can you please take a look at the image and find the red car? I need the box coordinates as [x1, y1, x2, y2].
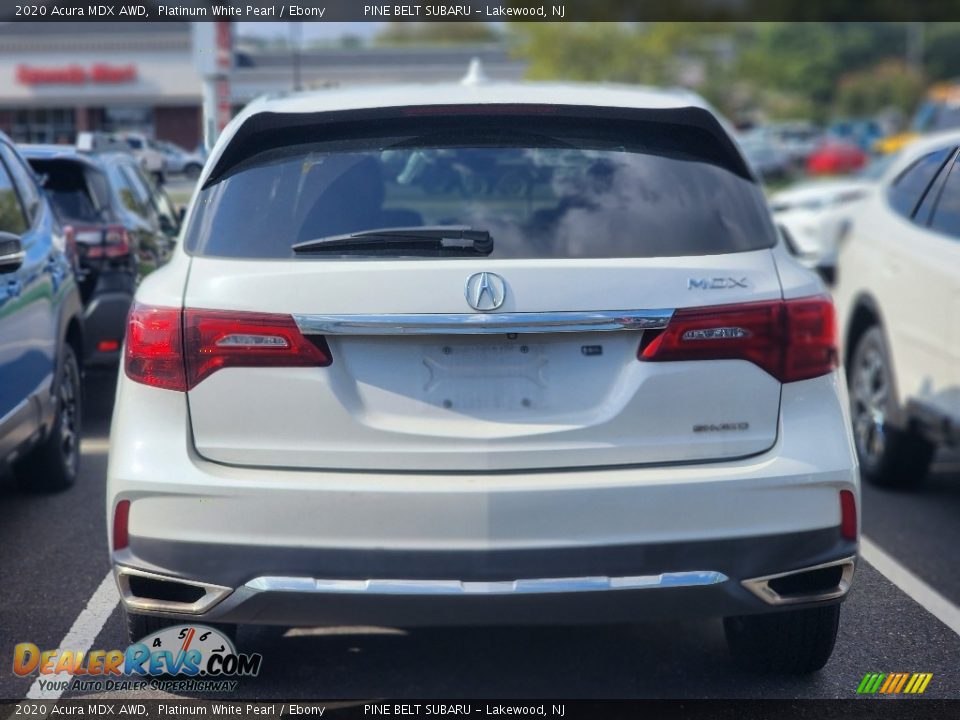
[806, 140, 868, 175]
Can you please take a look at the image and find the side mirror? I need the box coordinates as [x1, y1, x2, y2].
[0, 232, 24, 274]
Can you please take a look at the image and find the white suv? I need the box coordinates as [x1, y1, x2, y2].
[833, 131, 960, 488]
[107, 83, 859, 673]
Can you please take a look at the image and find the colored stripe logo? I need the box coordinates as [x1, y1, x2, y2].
[857, 672, 933, 694]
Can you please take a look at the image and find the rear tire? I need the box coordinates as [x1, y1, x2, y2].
[724, 604, 841, 674]
[16, 344, 82, 493]
[126, 612, 178, 645]
[848, 326, 935, 488]
[125, 610, 237, 646]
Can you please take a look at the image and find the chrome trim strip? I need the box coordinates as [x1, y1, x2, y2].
[115, 566, 233, 615]
[245, 570, 727, 595]
[741, 556, 856, 606]
[0, 249, 25, 269]
[294, 309, 674, 336]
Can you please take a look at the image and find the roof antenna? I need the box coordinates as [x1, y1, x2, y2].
[460, 57, 489, 86]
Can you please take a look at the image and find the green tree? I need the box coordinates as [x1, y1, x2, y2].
[509, 22, 960, 124]
[510, 22, 752, 118]
[923, 23, 960, 82]
[834, 60, 925, 117]
[510, 22, 734, 86]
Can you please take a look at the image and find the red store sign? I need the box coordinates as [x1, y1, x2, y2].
[16, 64, 137, 85]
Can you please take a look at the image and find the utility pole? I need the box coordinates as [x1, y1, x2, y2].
[906, 22, 925, 73]
[193, 21, 233, 151]
[291, 22, 302, 91]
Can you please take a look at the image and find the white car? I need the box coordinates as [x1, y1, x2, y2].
[769, 155, 900, 281]
[770, 178, 875, 279]
[107, 82, 859, 673]
[120, 133, 167, 180]
[763, 121, 824, 166]
[156, 140, 204, 180]
[78, 131, 167, 180]
[833, 130, 960, 488]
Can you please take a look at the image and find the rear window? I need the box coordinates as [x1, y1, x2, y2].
[186, 114, 775, 260]
[28, 158, 112, 225]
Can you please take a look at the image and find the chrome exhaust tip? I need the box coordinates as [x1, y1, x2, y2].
[115, 566, 232, 614]
[742, 556, 856, 606]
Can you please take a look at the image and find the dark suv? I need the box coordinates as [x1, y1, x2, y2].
[23, 146, 180, 366]
[0, 132, 84, 491]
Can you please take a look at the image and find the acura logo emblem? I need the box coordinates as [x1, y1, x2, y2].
[465, 272, 506, 312]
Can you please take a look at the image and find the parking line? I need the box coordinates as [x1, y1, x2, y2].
[25, 571, 120, 701]
[861, 535, 960, 637]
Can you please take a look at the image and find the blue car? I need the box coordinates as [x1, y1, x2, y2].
[0, 132, 84, 492]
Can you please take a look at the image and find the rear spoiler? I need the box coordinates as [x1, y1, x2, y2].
[204, 104, 753, 188]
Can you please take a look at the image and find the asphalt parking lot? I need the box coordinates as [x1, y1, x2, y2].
[1, 372, 959, 702]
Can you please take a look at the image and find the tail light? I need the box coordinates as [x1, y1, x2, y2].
[840, 489, 857, 540]
[183, 308, 332, 387]
[125, 305, 185, 391]
[113, 500, 130, 551]
[86, 225, 131, 259]
[62, 225, 77, 259]
[124, 304, 332, 392]
[639, 296, 837, 383]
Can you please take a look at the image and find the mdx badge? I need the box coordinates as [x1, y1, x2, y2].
[465, 272, 506, 311]
[687, 277, 749, 289]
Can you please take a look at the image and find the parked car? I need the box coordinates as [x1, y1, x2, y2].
[827, 118, 885, 154]
[0, 131, 84, 491]
[77, 131, 166, 183]
[23, 145, 180, 366]
[763, 121, 824, 167]
[806, 139, 868, 176]
[156, 140, 204, 180]
[737, 132, 793, 181]
[875, 81, 960, 155]
[119, 133, 167, 184]
[770, 154, 897, 280]
[833, 129, 960, 488]
[108, 83, 858, 673]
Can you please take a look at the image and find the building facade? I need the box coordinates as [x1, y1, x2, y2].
[0, 22, 526, 151]
[0, 23, 203, 148]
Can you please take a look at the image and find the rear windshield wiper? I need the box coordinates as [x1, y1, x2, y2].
[292, 226, 493, 255]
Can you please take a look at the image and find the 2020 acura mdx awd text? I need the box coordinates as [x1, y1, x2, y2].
[107, 83, 859, 673]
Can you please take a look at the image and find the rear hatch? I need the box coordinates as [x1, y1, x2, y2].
[180, 107, 787, 472]
[26, 157, 114, 239]
[26, 156, 122, 301]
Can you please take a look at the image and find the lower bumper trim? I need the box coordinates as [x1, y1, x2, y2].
[245, 571, 728, 596]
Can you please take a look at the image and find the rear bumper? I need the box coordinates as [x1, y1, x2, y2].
[113, 532, 857, 626]
[107, 373, 860, 627]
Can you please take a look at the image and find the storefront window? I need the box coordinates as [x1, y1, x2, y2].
[102, 106, 154, 135]
[10, 108, 76, 144]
